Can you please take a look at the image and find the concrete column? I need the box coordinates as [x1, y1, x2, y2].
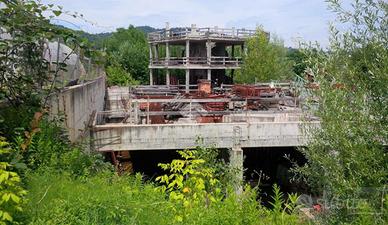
[185, 40, 190, 65]
[242, 44, 247, 56]
[185, 69, 190, 93]
[166, 22, 170, 38]
[165, 43, 170, 65]
[231, 44, 235, 58]
[149, 69, 153, 85]
[149, 45, 153, 65]
[230, 146, 243, 194]
[207, 69, 211, 81]
[153, 45, 159, 62]
[206, 40, 211, 66]
[166, 69, 170, 86]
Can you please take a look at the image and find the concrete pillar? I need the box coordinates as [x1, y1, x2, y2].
[165, 22, 170, 38]
[153, 45, 159, 62]
[230, 146, 243, 194]
[207, 69, 211, 81]
[149, 69, 153, 85]
[231, 44, 235, 58]
[166, 69, 170, 86]
[206, 40, 211, 66]
[185, 69, 190, 93]
[242, 44, 247, 56]
[166, 43, 170, 65]
[185, 40, 190, 65]
[149, 45, 153, 65]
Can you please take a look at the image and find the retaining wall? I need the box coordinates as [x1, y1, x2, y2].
[49, 76, 106, 142]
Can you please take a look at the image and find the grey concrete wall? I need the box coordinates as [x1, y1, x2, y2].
[92, 121, 319, 151]
[49, 76, 106, 142]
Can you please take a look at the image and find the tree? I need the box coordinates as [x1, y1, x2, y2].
[106, 63, 139, 86]
[104, 26, 149, 84]
[286, 48, 308, 76]
[0, 0, 89, 106]
[295, 0, 387, 223]
[236, 28, 294, 83]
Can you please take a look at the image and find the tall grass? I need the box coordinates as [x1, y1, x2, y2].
[23, 172, 277, 225]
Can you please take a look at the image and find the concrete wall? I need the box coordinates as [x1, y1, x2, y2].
[49, 76, 106, 142]
[92, 121, 319, 151]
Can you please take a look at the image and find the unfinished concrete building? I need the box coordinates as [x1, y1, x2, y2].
[148, 23, 256, 92]
[90, 24, 318, 190]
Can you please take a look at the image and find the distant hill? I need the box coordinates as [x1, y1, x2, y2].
[136, 26, 159, 34]
[72, 26, 162, 49]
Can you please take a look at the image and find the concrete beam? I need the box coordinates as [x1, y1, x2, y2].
[92, 122, 319, 151]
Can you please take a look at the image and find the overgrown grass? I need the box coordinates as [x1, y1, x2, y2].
[23, 172, 174, 225]
[22, 172, 305, 225]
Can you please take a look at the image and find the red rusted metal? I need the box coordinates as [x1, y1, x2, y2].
[196, 116, 223, 123]
[198, 79, 211, 96]
[232, 84, 280, 97]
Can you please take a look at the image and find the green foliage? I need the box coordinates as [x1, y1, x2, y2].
[156, 149, 223, 206]
[264, 184, 301, 225]
[236, 28, 294, 83]
[0, 137, 27, 225]
[0, 0, 83, 105]
[156, 147, 305, 224]
[15, 118, 111, 176]
[21, 149, 305, 225]
[106, 64, 140, 86]
[287, 48, 308, 76]
[104, 26, 149, 84]
[24, 172, 174, 225]
[295, 0, 388, 223]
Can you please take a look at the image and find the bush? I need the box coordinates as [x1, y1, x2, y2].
[0, 137, 27, 224]
[106, 64, 140, 86]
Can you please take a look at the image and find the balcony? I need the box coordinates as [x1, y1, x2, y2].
[149, 56, 243, 69]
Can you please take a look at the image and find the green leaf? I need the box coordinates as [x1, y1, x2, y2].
[2, 212, 12, 222]
[10, 193, 21, 203]
[52, 10, 62, 16]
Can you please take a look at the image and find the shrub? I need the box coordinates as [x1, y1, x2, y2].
[0, 137, 27, 224]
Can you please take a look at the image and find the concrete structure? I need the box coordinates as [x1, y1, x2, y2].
[92, 120, 318, 152]
[49, 75, 106, 142]
[148, 23, 257, 92]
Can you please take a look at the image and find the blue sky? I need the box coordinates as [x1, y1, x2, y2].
[42, 0, 339, 47]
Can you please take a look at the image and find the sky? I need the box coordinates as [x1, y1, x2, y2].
[42, 0, 339, 48]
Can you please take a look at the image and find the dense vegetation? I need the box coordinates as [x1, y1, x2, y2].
[294, 0, 388, 224]
[236, 28, 295, 83]
[0, 0, 387, 224]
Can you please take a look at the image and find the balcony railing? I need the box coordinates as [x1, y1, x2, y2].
[148, 27, 257, 42]
[150, 56, 243, 67]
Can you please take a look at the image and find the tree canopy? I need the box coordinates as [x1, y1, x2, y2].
[104, 26, 149, 85]
[236, 29, 294, 83]
[295, 0, 388, 223]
